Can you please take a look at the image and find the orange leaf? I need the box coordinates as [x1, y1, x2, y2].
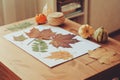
[46, 51, 73, 60]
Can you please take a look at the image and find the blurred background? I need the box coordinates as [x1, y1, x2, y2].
[0, 0, 120, 34]
[0, 0, 51, 25]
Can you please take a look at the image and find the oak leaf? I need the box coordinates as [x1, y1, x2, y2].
[50, 34, 79, 48]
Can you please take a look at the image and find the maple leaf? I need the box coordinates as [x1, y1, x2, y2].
[46, 51, 73, 60]
[26, 28, 41, 38]
[26, 28, 56, 40]
[38, 29, 56, 40]
[13, 35, 27, 41]
[50, 34, 79, 48]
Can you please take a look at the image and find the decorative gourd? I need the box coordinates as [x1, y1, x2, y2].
[93, 27, 108, 43]
[78, 24, 94, 38]
[35, 13, 47, 24]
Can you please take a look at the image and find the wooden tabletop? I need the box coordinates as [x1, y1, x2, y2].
[0, 18, 120, 80]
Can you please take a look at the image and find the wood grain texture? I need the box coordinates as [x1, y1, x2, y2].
[0, 18, 120, 80]
[0, 62, 21, 80]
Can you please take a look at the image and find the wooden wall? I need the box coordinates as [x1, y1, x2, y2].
[0, 0, 39, 26]
[0, 0, 4, 25]
[88, 0, 120, 33]
[0, 0, 57, 26]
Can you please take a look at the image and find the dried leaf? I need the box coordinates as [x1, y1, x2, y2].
[98, 53, 120, 64]
[46, 51, 73, 60]
[26, 28, 55, 40]
[38, 29, 56, 40]
[98, 56, 111, 64]
[13, 35, 27, 41]
[50, 34, 79, 48]
[88, 48, 120, 64]
[88, 48, 107, 59]
[26, 28, 41, 38]
[109, 54, 120, 63]
[7, 22, 33, 31]
[32, 39, 48, 52]
[98, 51, 116, 64]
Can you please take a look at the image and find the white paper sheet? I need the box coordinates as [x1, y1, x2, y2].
[4, 25, 100, 67]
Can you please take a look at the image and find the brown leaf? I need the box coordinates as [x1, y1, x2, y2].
[109, 54, 120, 63]
[26, 28, 40, 38]
[98, 51, 116, 64]
[88, 48, 120, 64]
[88, 48, 107, 59]
[50, 34, 79, 48]
[46, 51, 73, 60]
[26, 28, 56, 40]
[38, 29, 56, 40]
[98, 53, 120, 64]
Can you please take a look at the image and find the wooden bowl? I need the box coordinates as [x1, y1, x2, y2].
[47, 12, 65, 26]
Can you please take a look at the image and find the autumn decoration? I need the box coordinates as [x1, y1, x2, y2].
[46, 51, 73, 60]
[78, 24, 94, 39]
[26, 28, 41, 38]
[32, 39, 48, 52]
[13, 35, 27, 41]
[50, 34, 79, 48]
[26, 28, 56, 40]
[47, 12, 65, 26]
[7, 22, 33, 31]
[88, 48, 120, 64]
[93, 27, 108, 43]
[38, 29, 56, 40]
[26, 28, 79, 48]
[35, 13, 47, 24]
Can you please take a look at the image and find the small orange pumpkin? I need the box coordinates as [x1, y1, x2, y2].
[35, 13, 47, 24]
[78, 24, 94, 39]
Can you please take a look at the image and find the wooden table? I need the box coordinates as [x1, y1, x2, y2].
[0, 18, 120, 80]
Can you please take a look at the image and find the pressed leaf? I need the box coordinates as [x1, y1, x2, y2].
[26, 28, 41, 38]
[109, 54, 120, 63]
[7, 22, 33, 31]
[88, 48, 120, 64]
[50, 34, 79, 48]
[46, 51, 73, 60]
[98, 52, 120, 64]
[32, 39, 48, 52]
[88, 48, 107, 59]
[13, 35, 27, 41]
[26, 28, 56, 40]
[38, 29, 56, 40]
